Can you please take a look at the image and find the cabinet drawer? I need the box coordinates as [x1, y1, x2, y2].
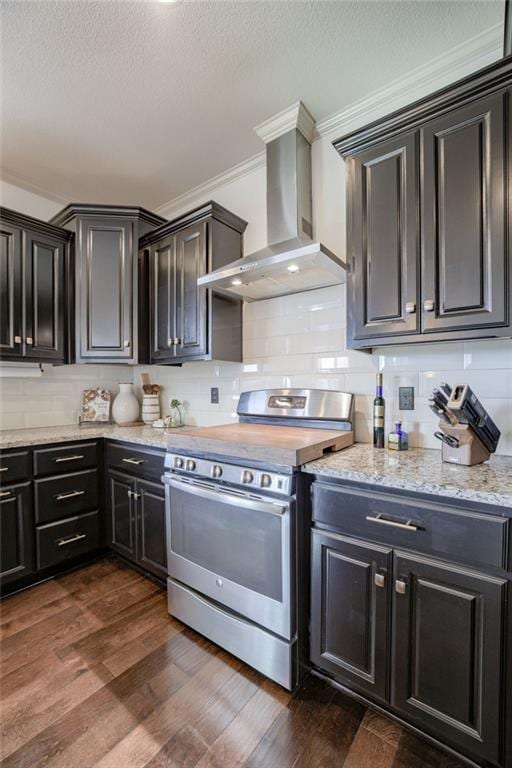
[312, 483, 509, 571]
[34, 469, 99, 524]
[0, 450, 31, 484]
[106, 442, 164, 479]
[33, 442, 98, 477]
[36, 510, 100, 570]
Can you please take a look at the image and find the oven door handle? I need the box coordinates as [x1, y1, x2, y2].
[164, 475, 289, 516]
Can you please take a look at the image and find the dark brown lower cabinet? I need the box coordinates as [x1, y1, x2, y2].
[0, 482, 34, 588]
[310, 530, 391, 702]
[310, 483, 510, 767]
[107, 470, 166, 580]
[392, 552, 506, 766]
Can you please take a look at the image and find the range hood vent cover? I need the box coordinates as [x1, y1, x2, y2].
[198, 102, 347, 301]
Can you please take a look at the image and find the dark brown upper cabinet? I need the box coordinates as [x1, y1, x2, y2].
[0, 207, 72, 364]
[346, 132, 419, 342]
[335, 57, 512, 350]
[140, 202, 247, 365]
[50, 204, 166, 364]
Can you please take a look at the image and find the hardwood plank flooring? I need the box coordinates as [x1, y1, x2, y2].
[0, 558, 465, 768]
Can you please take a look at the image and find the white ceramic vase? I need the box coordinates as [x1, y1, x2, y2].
[142, 394, 161, 424]
[112, 383, 140, 425]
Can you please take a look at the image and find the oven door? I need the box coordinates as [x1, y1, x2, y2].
[164, 474, 294, 640]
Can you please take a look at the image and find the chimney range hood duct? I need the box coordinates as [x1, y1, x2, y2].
[198, 102, 347, 301]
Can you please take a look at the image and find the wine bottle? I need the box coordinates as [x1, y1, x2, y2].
[373, 373, 385, 448]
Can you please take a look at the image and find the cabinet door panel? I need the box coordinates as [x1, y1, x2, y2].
[0, 482, 34, 588]
[136, 478, 166, 579]
[78, 219, 134, 360]
[0, 222, 22, 357]
[149, 235, 176, 362]
[175, 222, 207, 359]
[392, 552, 505, 764]
[24, 230, 66, 361]
[108, 471, 136, 559]
[348, 132, 418, 341]
[421, 92, 507, 332]
[310, 530, 391, 702]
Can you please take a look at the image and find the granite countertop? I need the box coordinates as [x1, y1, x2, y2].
[303, 444, 512, 509]
[0, 424, 193, 451]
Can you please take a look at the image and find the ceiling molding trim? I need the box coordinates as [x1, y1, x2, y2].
[0, 167, 71, 205]
[254, 100, 316, 144]
[154, 151, 265, 215]
[315, 23, 503, 140]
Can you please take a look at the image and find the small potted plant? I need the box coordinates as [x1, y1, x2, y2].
[164, 398, 184, 428]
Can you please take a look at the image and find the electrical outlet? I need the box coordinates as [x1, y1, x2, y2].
[399, 386, 414, 410]
[211, 387, 219, 404]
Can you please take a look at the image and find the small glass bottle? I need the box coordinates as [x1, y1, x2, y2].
[373, 373, 385, 448]
[388, 421, 409, 451]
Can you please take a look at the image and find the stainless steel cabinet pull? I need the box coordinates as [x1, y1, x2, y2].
[128, 490, 141, 500]
[14, 335, 22, 344]
[405, 302, 416, 314]
[395, 579, 407, 595]
[122, 458, 145, 465]
[124, 340, 130, 348]
[423, 299, 435, 312]
[366, 514, 419, 531]
[173, 337, 181, 346]
[26, 337, 33, 345]
[374, 573, 385, 588]
[55, 454, 84, 463]
[56, 533, 87, 547]
[168, 338, 174, 347]
[0, 490, 12, 498]
[56, 490, 85, 501]
[0, 467, 8, 473]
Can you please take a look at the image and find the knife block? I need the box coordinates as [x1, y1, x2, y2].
[438, 423, 491, 466]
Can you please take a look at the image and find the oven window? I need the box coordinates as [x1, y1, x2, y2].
[170, 484, 283, 601]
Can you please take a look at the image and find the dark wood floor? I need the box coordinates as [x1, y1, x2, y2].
[0, 559, 465, 768]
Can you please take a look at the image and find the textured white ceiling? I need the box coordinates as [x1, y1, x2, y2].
[0, 0, 505, 209]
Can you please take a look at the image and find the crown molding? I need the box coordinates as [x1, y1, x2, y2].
[0, 167, 71, 205]
[315, 23, 502, 140]
[154, 151, 265, 216]
[254, 100, 316, 144]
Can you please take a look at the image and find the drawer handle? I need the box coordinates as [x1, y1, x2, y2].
[55, 455, 84, 463]
[0, 467, 8, 472]
[56, 533, 87, 547]
[0, 490, 12, 498]
[128, 490, 141, 499]
[14, 335, 22, 344]
[405, 302, 416, 314]
[366, 514, 419, 532]
[395, 579, 407, 595]
[56, 490, 85, 501]
[122, 458, 145, 465]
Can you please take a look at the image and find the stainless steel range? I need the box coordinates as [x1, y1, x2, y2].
[163, 389, 354, 690]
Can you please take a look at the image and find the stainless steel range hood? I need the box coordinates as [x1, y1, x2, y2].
[198, 102, 347, 301]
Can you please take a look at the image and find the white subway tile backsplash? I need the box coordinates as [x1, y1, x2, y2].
[2, 286, 511, 455]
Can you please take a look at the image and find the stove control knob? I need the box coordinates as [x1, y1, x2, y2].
[174, 457, 184, 469]
[211, 464, 223, 478]
[242, 470, 254, 484]
[260, 473, 272, 488]
[185, 459, 196, 472]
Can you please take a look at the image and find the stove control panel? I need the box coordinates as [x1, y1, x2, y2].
[165, 453, 293, 496]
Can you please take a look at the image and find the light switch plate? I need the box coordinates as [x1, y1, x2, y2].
[211, 387, 219, 404]
[399, 386, 414, 410]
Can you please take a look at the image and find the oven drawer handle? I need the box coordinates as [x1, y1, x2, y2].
[55, 455, 84, 463]
[122, 458, 145, 466]
[165, 475, 288, 515]
[56, 533, 87, 547]
[56, 490, 85, 501]
[366, 513, 420, 532]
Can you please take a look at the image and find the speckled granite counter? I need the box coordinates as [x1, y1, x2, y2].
[304, 444, 512, 509]
[0, 424, 192, 451]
